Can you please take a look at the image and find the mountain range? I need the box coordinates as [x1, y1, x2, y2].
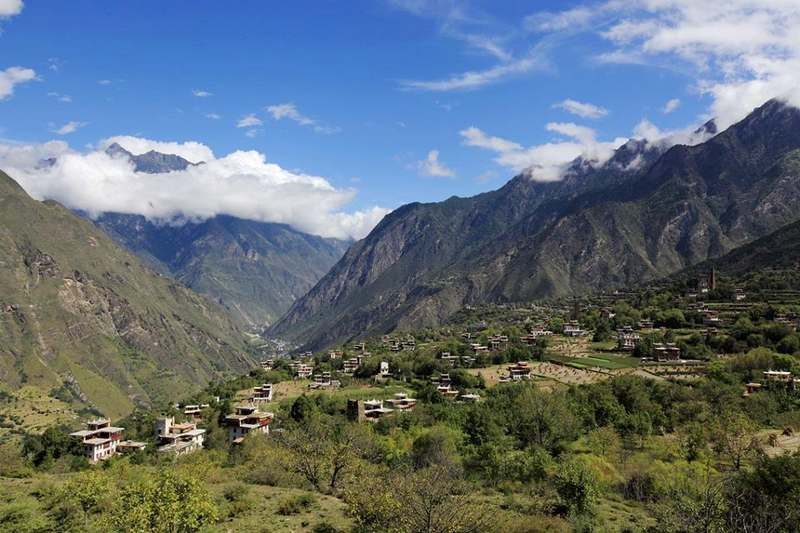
[87, 144, 351, 327]
[271, 99, 800, 349]
[0, 170, 253, 420]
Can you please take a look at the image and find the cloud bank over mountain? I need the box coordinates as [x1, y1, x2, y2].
[0, 137, 388, 240]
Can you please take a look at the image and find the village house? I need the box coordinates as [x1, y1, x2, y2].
[155, 417, 205, 456]
[354, 342, 367, 352]
[504, 361, 532, 381]
[70, 418, 128, 462]
[744, 382, 763, 396]
[733, 288, 747, 302]
[384, 392, 417, 411]
[563, 321, 586, 337]
[379, 361, 390, 377]
[343, 355, 364, 374]
[328, 350, 343, 360]
[470, 343, 489, 354]
[489, 334, 509, 351]
[289, 361, 314, 379]
[432, 374, 460, 399]
[638, 319, 654, 330]
[310, 371, 341, 389]
[259, 358, 274, 371]
[459, 393, 481, 403]
[181, 404, 209, 421]
[401, 338, 416, 351]
[223, 405, 274, 443]
[653, 342, 681, 362]
[617, 327, 640, 352]
[251, 383, 273, 402]
[440, 352, 475, 368]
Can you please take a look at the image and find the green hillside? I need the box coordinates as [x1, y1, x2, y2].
[0, 170, 254, 425]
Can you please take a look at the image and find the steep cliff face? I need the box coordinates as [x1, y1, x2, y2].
[0, 170, 253, 419]
[271, 99, 800, 349]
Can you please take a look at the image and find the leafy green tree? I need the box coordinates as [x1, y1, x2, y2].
[554, 459, 598, 516]
[290, 394, 318, 422]
[108, 470, 218, 533]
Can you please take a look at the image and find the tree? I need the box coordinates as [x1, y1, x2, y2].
[712, 412, 758, 470]
[592, 320, 612, 342]
[290, 394, 318, 422]
[49, 470, 111, 531]
[512, 387, 579, 453]
[410, 426, 461, 470]
[554, 459, 598, 516]
[108, 470, 218, 533]
[345, 465, 493, 533]
[276, 417, 369, 492]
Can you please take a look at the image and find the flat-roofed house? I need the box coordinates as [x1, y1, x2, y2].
[251, 383, 273, 402]
[343, 356, 363, 374]
[384, 392, 417, 411]
[289, 361, 314, 379]
[224, 405, 274, 443]
[617, 327, 640, 351]
[70, 418, 126, 462]
[363, 399, 394, 420]
[155, 417, 205, 456]
[507, 361, 532, 381]
[563, 321, 586, 337]
[653, 343, 681, 362]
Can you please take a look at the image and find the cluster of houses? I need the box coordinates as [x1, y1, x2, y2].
[383, 335, 417, 352]
[289, 360, 314, 379]
[745, 370, 800, 396]
[70, 415, 207, 463]
[521, 326, 553, 345]
[346, 392, 418, 422]
[430, 374, 481, 402]
[310, 371, 341, 390]
[440, 351, 475, 368]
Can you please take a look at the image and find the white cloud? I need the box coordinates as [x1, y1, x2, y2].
[47, 92, 72, 103]
[662, 98, 681, 114]
[416, 149, 455, 178]
[204, 113, 221, 120]
[192, 89, 213, 97]
[461, 123, 627, 181]
[99, 136, 215, 162]
[97, 79, 112, 85]
[554, 98, 608, 119]
[0, 66, 36, 100]
[525, 7, 594, 32]
[631, 118, 713, 147]
[393, 0, 553, 92]
[594, 0, 800, 130]
[400, 51, 547, 91]
[0, 0, 23, 17]
[52, 121, 87, 135]
[265, 103, 340, 134]
[236, 114, 262, 128]
[244, 129, 260, 138]
[0, 137, 389, 240]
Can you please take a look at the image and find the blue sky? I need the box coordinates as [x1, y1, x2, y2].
[1, 0, 798, 238]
